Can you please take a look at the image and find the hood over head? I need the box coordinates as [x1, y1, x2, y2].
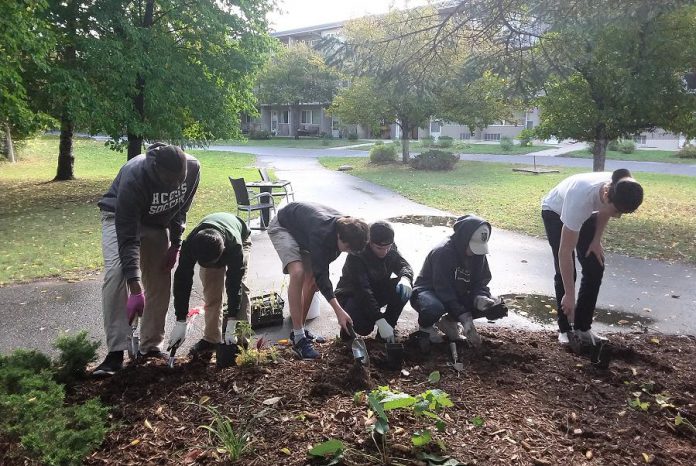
[452, 214, 491, 257]
[145, 143, 187, 186]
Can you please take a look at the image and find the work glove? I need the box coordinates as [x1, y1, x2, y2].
[224, 319, 238, 345]
[126, 292, 145, 325]
[375, 318, 395, 343]
[163, 245, 180, 271]
[474, 295, 496, 312]
[395, 277, 412, 302]
[167, 320, 187, 351]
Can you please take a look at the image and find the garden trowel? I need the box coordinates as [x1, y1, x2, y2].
[347, 324, 369, 367]
[568, 325, 612, 369]
[127, 317, 140, 361]
[448, 341, 464, 372]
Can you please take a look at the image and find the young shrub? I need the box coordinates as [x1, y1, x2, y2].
[409, 150, 459, 171]
[617, 139, 636, 154]
[499, 136, 514, 152]
[607, 139, 619, 151]
[249, 129, 271, 140]
[516, 129, 535, 147]
[437, 136, 453, 148]
[54, 331, 100, 384]
[421, 135, 435, 148]
[198, 404, 251, 462]
[347, 132, 358, 141]
[369, 142, 397, 164]
[677, 144, 696, 159]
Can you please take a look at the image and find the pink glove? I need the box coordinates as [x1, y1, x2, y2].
[163, 245, 180, 270]
[127, 292, 145, 325]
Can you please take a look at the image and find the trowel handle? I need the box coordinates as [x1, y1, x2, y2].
[346, 323, 357, 340]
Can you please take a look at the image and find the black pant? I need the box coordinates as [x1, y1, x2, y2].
[338, 278, 406, 336]
[411, 290, 467, 328]
[541, 210, 605, 332]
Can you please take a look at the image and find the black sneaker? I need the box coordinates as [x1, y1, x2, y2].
[292, 337, 320, 360]
[290, 330, 326, 344]
[93, 351, 124, 376]
[189, 339, 217, 357]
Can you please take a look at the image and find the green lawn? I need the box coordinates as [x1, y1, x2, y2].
[563, 149, 695, 164]
[319, 157, 696, 264]
[0, 137, 259, 285]
[213, 137, 370, 149]
[351, 141, 554, 155]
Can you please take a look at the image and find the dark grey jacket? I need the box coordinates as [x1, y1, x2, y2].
[98, 147, 200, 282]
[412, 215, 492, 315]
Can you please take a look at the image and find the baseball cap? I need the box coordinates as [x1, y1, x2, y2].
[469, 224, 491, 255]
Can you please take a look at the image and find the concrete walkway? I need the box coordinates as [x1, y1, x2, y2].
[2, 154, 695, 359]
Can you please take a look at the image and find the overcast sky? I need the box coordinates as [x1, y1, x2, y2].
[268, 0, 430, 32]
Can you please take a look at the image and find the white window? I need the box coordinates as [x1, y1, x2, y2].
[301, 110, 321, 124]
[484, 133, 501, 141]
[634, 135, 647, 144]
[332, 117, 340, 131]
[280, 111, 289, 124]
[459, 132, 471, 140]
[430, 120, 442, 133]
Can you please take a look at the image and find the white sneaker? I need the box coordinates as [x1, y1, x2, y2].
[458, 313, 481, 348]
[575, 329, 606, 346]
[435, 317, 462, 341]
[419, 326, 444, 344]
[558, 332, 570, 345]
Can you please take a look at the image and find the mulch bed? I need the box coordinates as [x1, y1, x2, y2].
[5, 329, 696, 465]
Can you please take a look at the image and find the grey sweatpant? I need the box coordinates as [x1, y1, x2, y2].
[101, 212, 172, 353]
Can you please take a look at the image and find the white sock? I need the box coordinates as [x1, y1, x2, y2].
[292, 327, 306, 344]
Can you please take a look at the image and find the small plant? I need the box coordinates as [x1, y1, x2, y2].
[617, 139, 636, 154]
[308, 439, 345, 465]
[198, 404, 251, 462]
[607, 139, 619, 151]
[53, 331, 100, 384]
[517, 129, 535, 147]
[677, 144, 696, 159]
[437, 136, 453, 148]
[369, 143, 397, 164]
[248, 129, 271, 140]
[421, 135, 435, 148]
[499, 136, 514, 152]
[235, 337, 278, 367]
[347, 132, 358, 141]
[235, 320, 254, 343]
[409, 149, 459, 171]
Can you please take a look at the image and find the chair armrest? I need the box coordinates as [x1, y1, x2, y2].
[249, 191, 275, 204]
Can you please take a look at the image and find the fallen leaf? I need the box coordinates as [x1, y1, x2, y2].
[263, 396, 282, 405]
[129, 439, 140, 446]
[617, 320, 630, 325]
[144, 419, 154, 431]
[280, 447, 291, 455]
[650, 338, 660, 345]
[642, 452, 653, 463]
[199, 395, 210, 404]
[586, 450, 593, 460]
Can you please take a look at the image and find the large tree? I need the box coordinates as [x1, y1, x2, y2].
[90, 0, 275, 159]
[0, 0, 53, 163]
[255, 42, 341, 139]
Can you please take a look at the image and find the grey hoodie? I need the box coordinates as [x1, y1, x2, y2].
[98, 146, 201, 282]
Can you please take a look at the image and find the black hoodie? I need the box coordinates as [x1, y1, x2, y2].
[97, 145, 200, 282]
[412, 215, 492, 315]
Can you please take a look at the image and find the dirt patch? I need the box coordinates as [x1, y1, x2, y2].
[3, 330, 696, 465]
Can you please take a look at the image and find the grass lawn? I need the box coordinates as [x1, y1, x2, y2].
[563, 148, 695, 164]
[0, 137, 259, 285]
[320, 157, 696, 264]
[350, 141, 554, 155]
[213, 137, 369, 149]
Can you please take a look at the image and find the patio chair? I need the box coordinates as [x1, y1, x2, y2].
[258, 167, 295, 203]
[229, 177, 276, 230]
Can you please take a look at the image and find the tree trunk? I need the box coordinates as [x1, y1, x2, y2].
[592, 132, 608, 171]
[55, 116, 75, 180]
[400, 121, 410, 164]
[290, 104, 299, 139]
[3, 124, 15, 163]
[127, 0, 154, 160]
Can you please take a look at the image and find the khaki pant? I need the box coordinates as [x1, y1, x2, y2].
[101, 212, 171, 352]
[200, 241, 251, 343]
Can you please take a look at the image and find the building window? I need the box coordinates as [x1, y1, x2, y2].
[332, 117, 340, 131]
[280, 111, 289, 124]
[459, 132, 472, 140]
[301, 110, 321, 125]
[430, 120, 442, 133]
[634, 135, 647, 144]
[484, 133, 501, 141]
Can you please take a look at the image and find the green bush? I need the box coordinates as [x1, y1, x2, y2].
[0, 345, 109, 466]
[516, 129, 535, 147]
[54, 331, 100, 384]
[248, 129, 271, 140]
[499, 136, 514, 152]
[347, 132, 358, 141]
[677, 144, 696, 159]
[369, 143, 397, 164]
[421, 135, 435, 148]
[409, 149, 459, 170]
[607, 139, 619, 151]
[617, 139, 636, 154]
[437, 136, 453, 148]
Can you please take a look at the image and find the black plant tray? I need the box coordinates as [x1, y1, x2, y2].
[250, 292, 285, 329]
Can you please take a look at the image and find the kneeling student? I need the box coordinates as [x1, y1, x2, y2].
[335, 221, 414, 342]
[167, 212, 251, 355]
[411, 215, 500, 348]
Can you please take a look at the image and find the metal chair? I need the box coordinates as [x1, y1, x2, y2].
[258, 167, 295, 203]
[229, 177, 276, 230]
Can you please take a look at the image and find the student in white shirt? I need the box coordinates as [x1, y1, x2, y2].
[541, 169, 643, 345]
